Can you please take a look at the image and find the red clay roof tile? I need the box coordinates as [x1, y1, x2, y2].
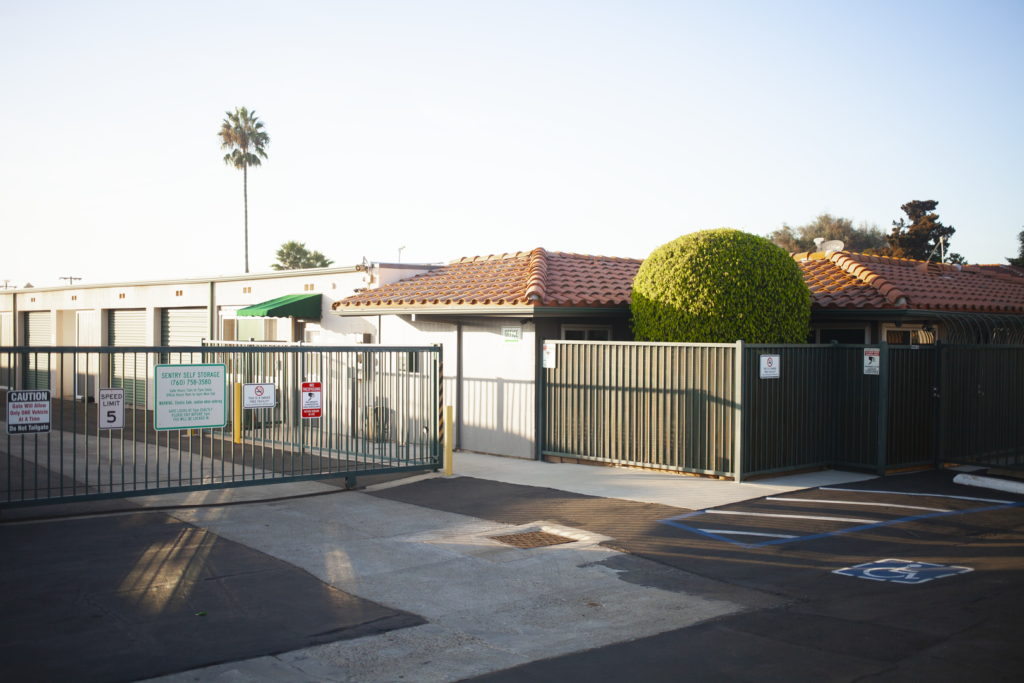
[333, 249, 642, 311]
[795, 251, 1024, 313]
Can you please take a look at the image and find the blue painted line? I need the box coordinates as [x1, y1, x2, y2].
[657, 502, 1023, 549]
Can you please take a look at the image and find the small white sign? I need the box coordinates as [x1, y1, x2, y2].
[542, 343, 557, 369]
[242, 383, 276, 409]
[759, 354, 780, 379]
[864, 348, 881, 375]
[98, 388, 125, 430]
[501, 326, 522, 345]
[155, 364, 227, 431]
[6, 390, 51, 435]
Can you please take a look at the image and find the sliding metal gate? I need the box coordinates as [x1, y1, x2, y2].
[1, 344, 442, 509]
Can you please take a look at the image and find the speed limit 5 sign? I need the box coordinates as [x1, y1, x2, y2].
[98, 388, 125, 430]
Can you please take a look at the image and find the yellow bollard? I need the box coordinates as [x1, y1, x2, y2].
[444, 405, 453, 476]
[234, 382, 242, 444]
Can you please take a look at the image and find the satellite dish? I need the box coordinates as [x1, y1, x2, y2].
[820, 240, 845, 252]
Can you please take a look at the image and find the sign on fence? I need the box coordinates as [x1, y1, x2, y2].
[301, 381, 322, 418]
[759, 354, 780, 379]
[154, 364, 227, 431]
[98, 388, 125, 430]
[6, 390, 51, 435]
[864, 348, 881, 375]
[542, 343, 557, 368]
[242, 383, 276, 409]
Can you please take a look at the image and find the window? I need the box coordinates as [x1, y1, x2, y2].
[71, 295, 77, 301]
[30, 297, 36, 302]
[818, 328, 867, 344]
[304, 283, 315, 292]
[174, 290, 183, 297]
[561, 325, 612, 341]
[242, 286, 251, 294]
[118, 293, 125, 299]
[886, 329, 935, 345]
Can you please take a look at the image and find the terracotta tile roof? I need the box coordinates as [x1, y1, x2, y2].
[793, 250, 1024, 313]
[332, 248, 642, 311]
[975, 263, 1024, 278]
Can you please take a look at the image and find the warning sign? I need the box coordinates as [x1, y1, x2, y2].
[759, 354, 780, 379]
[301, 382, 322, 419]
[542, 343, 557, 369]
[864, 348, 881, 375]
[6, 390, 51, 435]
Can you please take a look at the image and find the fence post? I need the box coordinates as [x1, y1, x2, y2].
[233, 382, 242, 444]
[444, 405, 454, 475]
[734, 340, 744, 483]
[935, 345, 946, 470]
[876, 340, 889, 476]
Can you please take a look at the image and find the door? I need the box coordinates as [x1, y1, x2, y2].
[108, 310, 147, 405]
[24, 311, 51, 390]
[161, 307, 207, 365]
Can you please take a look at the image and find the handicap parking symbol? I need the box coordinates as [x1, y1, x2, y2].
[834, 559, 973, 584]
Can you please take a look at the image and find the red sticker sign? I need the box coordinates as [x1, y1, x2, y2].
[301, 382, 322, 418]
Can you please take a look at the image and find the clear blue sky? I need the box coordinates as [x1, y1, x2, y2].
[1, 0, 1022, 286]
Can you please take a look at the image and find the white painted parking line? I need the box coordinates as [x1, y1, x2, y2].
[765, 497, 949, 513]
[704, 510, 877, 524]
[820, 488, 1014, 505]
[697, 529, 798, 539]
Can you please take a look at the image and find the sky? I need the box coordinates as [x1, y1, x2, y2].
[1, 0, 1022, 288]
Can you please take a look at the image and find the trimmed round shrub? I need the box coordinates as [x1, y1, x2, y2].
[631, 229, 811, 343]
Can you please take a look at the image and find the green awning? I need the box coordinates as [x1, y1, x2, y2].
[236, 293, 322, 319]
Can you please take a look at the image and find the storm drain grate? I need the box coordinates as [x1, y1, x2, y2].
[488, 531, 575, 549]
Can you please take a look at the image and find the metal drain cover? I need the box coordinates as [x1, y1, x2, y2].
[489, 531, 575, 549]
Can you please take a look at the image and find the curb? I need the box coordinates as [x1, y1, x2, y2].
[953, 473, 1024, 496]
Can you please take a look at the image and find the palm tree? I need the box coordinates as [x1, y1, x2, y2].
[219, 107, 269, 273]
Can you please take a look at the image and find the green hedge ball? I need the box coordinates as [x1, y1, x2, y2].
[631, 229, 811, 344]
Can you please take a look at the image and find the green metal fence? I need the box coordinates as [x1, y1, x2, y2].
[542, 341, 739, 476]
[1, 344, 442, 509]
[543, 340, 1024, 479]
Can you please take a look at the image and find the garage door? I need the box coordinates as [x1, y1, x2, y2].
[24, 311, 51, 391]
[108, 310, 147, 405]
[160, 308, 207, 365]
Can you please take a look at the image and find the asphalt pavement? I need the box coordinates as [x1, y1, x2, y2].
[373, 469, 1024, 682]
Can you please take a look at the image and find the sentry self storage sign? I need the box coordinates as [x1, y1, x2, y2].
[7, 390, 51, 435]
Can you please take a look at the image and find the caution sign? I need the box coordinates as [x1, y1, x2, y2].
[6, 390, 51, 435]
[98, 388, 125, 430]
[864, 348, 881, 375]
[301, 382, 322, 419]
[759, 354, 780, 379]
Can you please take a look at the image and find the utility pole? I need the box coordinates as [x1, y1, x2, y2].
[0, 280, 12, 290]
[60, 276, 82, 285]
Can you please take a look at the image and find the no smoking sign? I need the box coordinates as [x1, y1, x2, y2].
[759, 354, 780, 379]
[242, 383, 277, 409]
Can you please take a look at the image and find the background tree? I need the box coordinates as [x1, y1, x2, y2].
[768, 213, 887, 253]
[1007, 229, 1024, 267]
[220, 107, 270, 273]
[632, 229, 811, 343]
[877, 200, 955, 261]
[271, 241, 335, 270]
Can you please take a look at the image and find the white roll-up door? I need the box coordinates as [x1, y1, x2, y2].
[160, 308, 207, 365]
[24, 311, 51, 390]
[108, 310, 147, 405]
